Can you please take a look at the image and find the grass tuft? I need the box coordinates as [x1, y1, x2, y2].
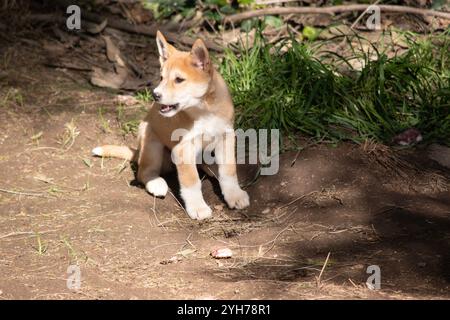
[220, 30, 450, 146]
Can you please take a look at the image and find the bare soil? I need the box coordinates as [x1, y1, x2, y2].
[0, 10, 449, 300]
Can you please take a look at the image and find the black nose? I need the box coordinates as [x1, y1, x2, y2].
[152, 91, 161, 102]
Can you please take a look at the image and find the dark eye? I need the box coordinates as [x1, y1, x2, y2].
[160, 75, 163, 81]
[175, 77, 185, 84]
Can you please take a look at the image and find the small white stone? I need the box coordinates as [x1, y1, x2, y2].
[211, 248, 233, 259]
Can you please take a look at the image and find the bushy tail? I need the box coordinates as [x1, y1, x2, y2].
[92, 145, 137, 161]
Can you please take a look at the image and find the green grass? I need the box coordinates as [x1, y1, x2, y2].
[219, 30, 450, 146]
[32, 232, 48, 255]
[116, 104, 140, 136]
[114, 89, 154, 136]
[116, 103, 147, 136]
[97, 107, 112, 134]
[60, 237, 88, 264]
[1, 88, 24, 108]
[135, 88, 153, 103]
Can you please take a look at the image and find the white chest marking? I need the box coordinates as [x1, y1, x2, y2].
[184, 115, 232, 143]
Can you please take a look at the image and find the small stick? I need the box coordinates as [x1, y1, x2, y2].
[350, 0, 381, 30]
[168, 191, 188, 216]
[317, 251, 331, 287]
[348, 278, 359, 288]
[277, 190, 317, 210]
[225, 5, 450, 24]
[27, 13, 224, 52]
[147, 242, 185, 253]
[258, 225, 292, 257]
[184, 232, 196, 249]
[150, 195, 164, 230]
[0, 229, 56, 240]
[256, 0, 302, 4]
[0, 188, 51, 198]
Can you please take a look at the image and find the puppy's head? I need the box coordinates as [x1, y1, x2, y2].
[152, 31, 212, 117]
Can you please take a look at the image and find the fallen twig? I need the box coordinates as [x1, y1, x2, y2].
[44, 61, 92, 72]
[317, 251, 331, 287]
[276, 190, 317, 210]
[0, 188, 52, 198]
[258, 224, 293, 257]
[225, 5, 450, 24]
[256, 0, 302, 4]
[350, 0, 381, 30]
[0, 230, 56, 240]
[27, 13, 224, 52]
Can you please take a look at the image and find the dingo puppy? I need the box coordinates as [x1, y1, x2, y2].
[92, 31, 250, 220]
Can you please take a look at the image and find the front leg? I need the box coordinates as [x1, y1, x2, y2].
[173, 142, 212, 220]
[215, 131, 250, 210]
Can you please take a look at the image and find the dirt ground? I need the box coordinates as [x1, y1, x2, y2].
[1, 11, 450, 300]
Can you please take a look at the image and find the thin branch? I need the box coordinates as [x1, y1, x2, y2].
[350, 0, 381, 30]
[255, 0, 302, 4]
[225, 5, 450, 24]
[0, 230, 56, 240]
[27, 13, 224, 52]
[276, 190, 317, 210]
[0, 188, 51, 198]
[317, 252, 331, 287]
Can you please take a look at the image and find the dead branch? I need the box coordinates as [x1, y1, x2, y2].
[0, 188, 52, 198]
[225, 5, 450, 24]
[0, 230, 56, 240]
[317, 251, 331, 287]
[27, 13, 224, 52]
[255, 0, 302, 4]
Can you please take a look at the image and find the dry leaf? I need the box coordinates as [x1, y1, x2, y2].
[117, 95, 139, 106]
[87, 19, 108, 34]
[34, 174, 54, 184]
[103, 36, 125, 67]
[176, 248, 196, 257]
[120, 76, 152, 91]
[90, 66, 127, 89]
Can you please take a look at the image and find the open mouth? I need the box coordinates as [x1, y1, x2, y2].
[159, 104, 179, 114]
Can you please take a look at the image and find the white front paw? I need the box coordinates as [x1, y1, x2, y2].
[224, 188, 250, 210]
[186, 203, 212, 220]
[145, 177, 168, 197]
[180, 182, 212, 220]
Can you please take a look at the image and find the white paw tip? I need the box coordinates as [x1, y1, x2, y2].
[145, 178, 168, 197]
[196, 207, 213, 220]
[187, 205, 212, 220]
[226, 190, 250, 209]
[92, 147, 103, 156]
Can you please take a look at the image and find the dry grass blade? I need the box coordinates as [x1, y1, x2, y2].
[0, 229, 56, 240]
[316, 252, 331, 287]
[361, 140, 414, 178]
[276, 190, 318, 210]
[0, 188, 53, 198]
[57, 120, 80, 152]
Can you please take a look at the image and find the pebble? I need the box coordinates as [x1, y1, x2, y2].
[210, 248, 233, 259]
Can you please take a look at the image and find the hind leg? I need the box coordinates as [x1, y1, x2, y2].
[137, 122, 168, 197]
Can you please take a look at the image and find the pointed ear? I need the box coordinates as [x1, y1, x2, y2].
[191, 39, 210, 71]
[156, 30, 173, 63]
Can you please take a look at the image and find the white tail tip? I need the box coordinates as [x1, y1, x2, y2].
[92, 147, 103, 156]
